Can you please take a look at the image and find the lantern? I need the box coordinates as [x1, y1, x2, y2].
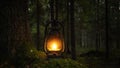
[44, 0, 65, 57]
[44, 20, 65, 56]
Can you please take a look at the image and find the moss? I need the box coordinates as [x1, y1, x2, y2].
[31, 58, 88, 68]
[13, 42, 47, 67]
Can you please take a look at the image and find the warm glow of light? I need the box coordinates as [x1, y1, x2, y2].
[52, 43, 57, 50]
[46, 37, 62, 51]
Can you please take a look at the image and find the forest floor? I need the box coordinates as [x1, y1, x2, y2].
[1, 50, 120, 68]
[77, 57, 120, 68]
[77, 50, 120, 68]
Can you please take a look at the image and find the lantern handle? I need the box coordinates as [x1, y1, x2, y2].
[45, 20, 64, 38]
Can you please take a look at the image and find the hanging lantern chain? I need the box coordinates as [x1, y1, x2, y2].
[55, 0, 58, 20]
[50, 0, 58, 21]
[50, 0, 55, 21]
[50, 0, 59, 29]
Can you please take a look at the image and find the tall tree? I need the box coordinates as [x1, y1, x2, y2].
[36, 0, 41, 50]
[66, 0, 71, 54]
[70, 0, 76, 60]
[0, 0, 10, 62]
[0, 0, 32, 59]
[95, 0, 101, 51]
[105, 0, 109, 58]
[115, 0, 120, 48]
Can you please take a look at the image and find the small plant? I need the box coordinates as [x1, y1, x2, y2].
[14, 42, 47, 67]
[31, 58, 88, 68]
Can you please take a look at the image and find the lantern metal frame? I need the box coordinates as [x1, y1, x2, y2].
[44, 20, 65, 56]
[44, 0, 65, 57]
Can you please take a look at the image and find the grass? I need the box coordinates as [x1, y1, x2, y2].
[0, 43, 120, 68]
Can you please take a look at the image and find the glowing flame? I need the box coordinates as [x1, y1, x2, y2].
[46, 37, 62, 51]
[52, 43, 57, 50]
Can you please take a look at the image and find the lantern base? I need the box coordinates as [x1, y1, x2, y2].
[46, 51, 64, 58]
[47, 54, 64, 59]
[47, 54, 62, 58]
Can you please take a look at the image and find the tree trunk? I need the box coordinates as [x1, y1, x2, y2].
[95, 0, 100, 51]
[0, 0, 11, 61]
[70, 0, 76, 60]
[36, 0, 40, 50]
[8, 0, 32, 57]
[66, 0, 71, 54]
[116, 0, 120, 48]
[105, 0, 109, 58]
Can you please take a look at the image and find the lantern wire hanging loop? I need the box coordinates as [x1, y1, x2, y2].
[45, 0, 63, 36]
[50, 0, 58, 23]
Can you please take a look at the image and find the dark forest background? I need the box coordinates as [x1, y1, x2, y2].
[0, 0, 120, 68]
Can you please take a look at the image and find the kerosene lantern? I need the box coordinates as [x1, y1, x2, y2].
[44, 20, 65, 56]
[44, 0, 65, 57]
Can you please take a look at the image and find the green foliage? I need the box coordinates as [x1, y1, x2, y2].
[110, 49, 120, 58]
[14, 42, 47, 67]
[76, 50, 107, 68]
[31, 58, 88, 68]
[48, 59, 87, 68]
[80, 50, 105, 57]
[77, 57, 107, 68]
